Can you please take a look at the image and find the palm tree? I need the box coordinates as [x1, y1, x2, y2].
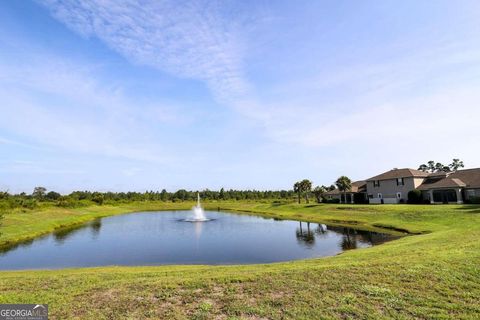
[335, 176, 352, 204]
[293, 179, 313, 204]
[449, 159, 464, 171]
[313, 186, 327, 203]
[293, 181, 301, 204]
[300, 179, 312, 203]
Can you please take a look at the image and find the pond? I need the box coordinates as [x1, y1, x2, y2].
[0, 211, 399, 270]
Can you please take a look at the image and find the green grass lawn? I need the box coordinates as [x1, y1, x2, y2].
[1, 202, 479, 319]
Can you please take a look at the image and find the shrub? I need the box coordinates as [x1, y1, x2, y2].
[20, 199, 38, 209]
[407, 190, 423, 204]
[92, 194, 104, 205]
[56, 198, 81, 208]
[45, 191, 61, 201]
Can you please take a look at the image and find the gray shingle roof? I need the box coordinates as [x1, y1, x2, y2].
[417, 177, 466, 190]
[418, 168, 480, 190]
[366, 168, 429, 181]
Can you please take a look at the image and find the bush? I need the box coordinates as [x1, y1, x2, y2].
[92, 194, 104, 205]
[56, 198, 84, 208]
[20, 199, 38, 209]
[46, 191, 61, 201]
[408, 190, 423, 204]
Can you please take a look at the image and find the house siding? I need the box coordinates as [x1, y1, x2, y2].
[367, 177, 421, 203]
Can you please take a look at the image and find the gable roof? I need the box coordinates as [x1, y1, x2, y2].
[367, 168, 429, 181]
[417, 177, 466, 190]
[417, 168, 480, 190]
[449, 168, 480, 188]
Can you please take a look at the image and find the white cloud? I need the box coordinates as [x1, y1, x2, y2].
[39, 0, 251, 104]
[37, 0, 480, 157]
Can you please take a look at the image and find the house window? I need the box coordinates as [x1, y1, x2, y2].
[396, 192, 402, 199]
[368, 194, 373, 199]
[373, 180, 380, 187]
[378, 193, 382, 199]
[396, 178, 404, 186]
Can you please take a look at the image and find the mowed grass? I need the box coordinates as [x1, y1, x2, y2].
[0, 202, 480, 319]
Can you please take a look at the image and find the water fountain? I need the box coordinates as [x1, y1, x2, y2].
[184, 193, 210, 222]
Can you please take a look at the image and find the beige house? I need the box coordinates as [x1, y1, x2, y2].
[366, 168, 428, 204]
[323, 167, 480, 205]
[365, 167, 480, 204]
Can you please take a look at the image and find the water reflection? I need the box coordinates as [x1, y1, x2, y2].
[340, 228, 358, 250]
[296, 222, 315, 247]
[53, 220, 103, 244]
[0, 238, 34, 256]
[315, 224, 328, 239]
[90, 219, 102, 238]
[194, 221, 203, 240]
[53, 225, 84, 244]
[0, 219, 103, 254]
[296, 223, 398, 251]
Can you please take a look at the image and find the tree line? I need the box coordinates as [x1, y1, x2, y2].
[0, 158, 466, 213]
[0, 188, 297, 210]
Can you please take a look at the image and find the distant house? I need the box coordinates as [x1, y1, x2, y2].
[365, 167, 480, 204]
[325, 181, 368, 204]
[366, 168, 428, 204]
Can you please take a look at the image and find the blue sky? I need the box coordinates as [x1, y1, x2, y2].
[1, 0, 480, 193]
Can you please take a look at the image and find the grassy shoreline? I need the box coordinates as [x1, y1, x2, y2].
[1, 202, 479, 319]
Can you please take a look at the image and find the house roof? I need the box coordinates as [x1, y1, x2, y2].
[325, 181, 366, 195]
[449, 168, 480, 188]
[366, 168, 429, 181]
[417, 168, 480, 190]
[417, 177, 466, 190]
